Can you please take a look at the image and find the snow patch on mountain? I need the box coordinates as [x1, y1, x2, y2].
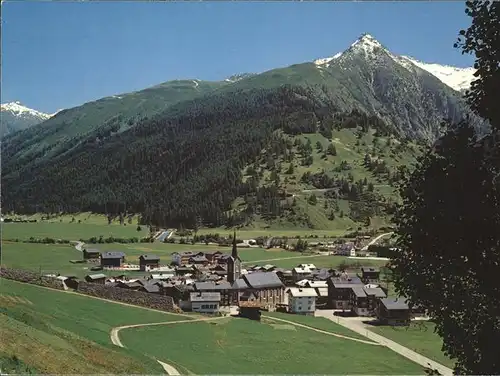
[314, 33, 476, 93]
[399, 56, 476, 92]
[225, 73, 255, 83]
[1, 101, 52, 120]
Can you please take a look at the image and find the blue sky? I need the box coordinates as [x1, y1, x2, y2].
[2, 1, 474, 114]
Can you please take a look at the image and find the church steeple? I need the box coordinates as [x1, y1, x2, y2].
[232, 229, 238, 259]
[227, 229, 241, 284]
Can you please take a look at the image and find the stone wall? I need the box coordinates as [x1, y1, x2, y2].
[0, 267, 65, 290]
[77, 281, 181, 313]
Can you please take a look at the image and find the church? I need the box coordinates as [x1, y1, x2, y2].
[227, 231, 285, 309]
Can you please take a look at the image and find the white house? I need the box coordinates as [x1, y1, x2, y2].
[292, 264, 317, 282]
[286, 287, 317, 315]
[189, 292, 221, 314]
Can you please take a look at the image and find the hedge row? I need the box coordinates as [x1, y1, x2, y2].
[0, 267, 65, 290]
[76, 282, 182, 313]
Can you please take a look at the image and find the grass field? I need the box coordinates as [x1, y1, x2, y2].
[368, 322, 455, 369]
[2, 222, 146, 241]
[120, 316, 424, 374]
[0, 279, 188, 374]
[1, 241, 387, 279]
[263, 311, 371, 341]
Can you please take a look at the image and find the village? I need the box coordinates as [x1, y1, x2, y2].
[50, 232, 418, 326]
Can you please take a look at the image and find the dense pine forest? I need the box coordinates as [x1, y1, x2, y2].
[2, 84, 419, 228]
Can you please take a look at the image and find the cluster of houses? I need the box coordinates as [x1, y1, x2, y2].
[80, 235, 415, 325]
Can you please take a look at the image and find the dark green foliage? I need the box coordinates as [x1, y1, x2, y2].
[392, 3, 500, 374]
[2, 85, 346, 228]
[455, 0, 500, 128]
[393, 122, 500, 374]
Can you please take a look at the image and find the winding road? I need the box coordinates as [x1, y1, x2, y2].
[361, 232, 394, 251]
[261, 315, 380, 345]
[110, 316, 228, 375]
[314, 311, 453, 376]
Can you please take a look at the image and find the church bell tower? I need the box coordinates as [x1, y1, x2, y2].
[227, 230, 242, 284]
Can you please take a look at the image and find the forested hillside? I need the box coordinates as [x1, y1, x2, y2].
[2, 85, 423, 229]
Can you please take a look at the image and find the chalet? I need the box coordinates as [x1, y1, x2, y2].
[161, 283, 194, 304]
[336, 242, 356, 256]
[176, 265, 196, 276]
[190, 292, 221, 314]
[327, 276, 363, 310]
[205, 251, 223, 263]
[275, 268, 293, 284]
[360, 266, 381, 284]
[139, 254, 160, 271]
[261, 264, 276, 272]
[351, 285, 387, 316]
[375, 297, 411, 326]
[216, 254, 233, 265]
[233, 272, 285, 309]
[310, 268, 335, 281]
[292, 264, 316, 282]
[100, 252, 126, 268]
[287, 287, 317, 315]
[83, 248, 100, 260]
[139, 283, 161, 294]
[189, 255, 209, 265]
[171, 251, 204, 266]
[84, 273, 106, 284]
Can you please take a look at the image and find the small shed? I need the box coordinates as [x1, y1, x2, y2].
[84, 273, 107, 284]
[376, 297, 411, 326]
[139, 254, 160, 271]
[83, 248, 100, 260]
[239, 301, 262, 321]
[100, 251, 126, 267]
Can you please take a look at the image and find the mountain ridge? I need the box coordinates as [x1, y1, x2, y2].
[1, 101, 57, 136]
[1, 32, 483, 230]
[313, 33, 475, 93]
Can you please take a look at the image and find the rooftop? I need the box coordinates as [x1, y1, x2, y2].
[287, 287, 318, 297]
[190, 292, 221, 302]
[101, 251, 126, 259]
[140, 254, 160, 261]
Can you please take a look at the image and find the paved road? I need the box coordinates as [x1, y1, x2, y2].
[361, 232, 394, 251]
[110, 316, 227, 375]
[262, 315, 380, 345]
[315, 310, 453, 376]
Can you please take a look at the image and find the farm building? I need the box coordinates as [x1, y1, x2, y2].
[84, 273, 107, 284]
[190, 291, 221, 314]
[375, 297, 411, 326]
[350, 286, 387, 316]
[83, 248, 100, 260]
[327, 276, 363, 310]
[139, 254, 160, 271]
[239, 300, 262, 321]
[359, 266, 381, 284]
[100, 251, 126, 267]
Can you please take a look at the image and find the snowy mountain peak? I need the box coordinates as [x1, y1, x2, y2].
[1, 101, 51, 119]
[314, 33, 386, 66]
[313, 33, 476, 93]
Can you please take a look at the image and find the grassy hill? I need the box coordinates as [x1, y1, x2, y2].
[0, 279, 184, 374]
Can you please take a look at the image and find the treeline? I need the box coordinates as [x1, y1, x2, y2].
[2, 84, 393, 228]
